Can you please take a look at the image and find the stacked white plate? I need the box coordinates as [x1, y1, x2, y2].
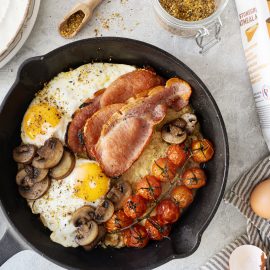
[0, 0, 40, 68]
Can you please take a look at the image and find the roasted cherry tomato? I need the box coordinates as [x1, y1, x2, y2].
[145, 216, 171, 240]
[191, 139, 214, 163]
[106, 210, 133, 233]
[124, 224, 149, 248]
[182, 167, 206, 189]
[123, 195, 147, 219]
[167, 144, 188, 167]
[156, 199, 180, 225]
[171, 185, 193, 208]
[151, 158, 176, 182]
[136, 175, 162, 201]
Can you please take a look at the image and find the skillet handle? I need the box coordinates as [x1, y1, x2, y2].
[0, 229, 26, 266]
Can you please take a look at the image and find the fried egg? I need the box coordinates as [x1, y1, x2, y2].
[30, 159, 110, 247]
[21, 63, 136, 146]
[24, 63, 136, 247]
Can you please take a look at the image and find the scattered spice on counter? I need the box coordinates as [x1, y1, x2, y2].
[93, 9, 139, 36]
[159, 0, 216, 21]
[94, 28, 100, 36]
[102, 19, 110, 29]
[60, 10, 85, 38]
[113, 12, 121, 18]
[98, 12, 124, 30]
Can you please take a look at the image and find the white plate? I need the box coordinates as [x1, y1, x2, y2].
[0, 0, 40, 69]
[0, 0, 30, 56]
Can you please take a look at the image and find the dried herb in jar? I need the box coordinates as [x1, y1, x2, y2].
[159, 0, 216, 22]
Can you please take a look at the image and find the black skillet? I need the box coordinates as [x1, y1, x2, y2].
[0, 38, 229, 270]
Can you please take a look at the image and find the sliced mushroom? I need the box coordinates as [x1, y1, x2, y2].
[50, 149, 75, 180]
[26, 165, 49, 181]
[171, 118, 187, 129]
[19, 176, 50, 200]
[16, 169, 28, 186]
[72, 205, 95, 227]
[161, 119, 187, 144]
[32, 138, 64, 169]
[107, 181, 132, 210]
[13, 144, 37, 164]
[16, 174, 34, 188]
[181, 113, 197, 134]
[75, 221, 99, 246]
[16, 165, 48, 187]
[94, 199, 114, 224]
[83, 225, 106, 251]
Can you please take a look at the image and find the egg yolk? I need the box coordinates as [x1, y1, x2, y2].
[23, 103, 61, 139]
[75, 163, 110, 202]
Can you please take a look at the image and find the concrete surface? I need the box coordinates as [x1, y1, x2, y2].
[0, 0, 268, 269]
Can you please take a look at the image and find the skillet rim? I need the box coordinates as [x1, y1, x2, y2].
[0, 37, 229, 270]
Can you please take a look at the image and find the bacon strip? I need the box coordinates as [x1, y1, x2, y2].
[66, 96, 101, 154]
[100, 69, 165, 107]
[67, 69, 164, 155]
[83, 103, 124, 158]
[93, 79, 192, 177]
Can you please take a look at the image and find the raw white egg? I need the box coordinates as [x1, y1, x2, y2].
[21, 63, 135, 146]
[229, 245, 267, 270]
[30, 159, 110, 247]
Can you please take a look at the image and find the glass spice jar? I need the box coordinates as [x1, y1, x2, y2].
[152, 0, 229, 53]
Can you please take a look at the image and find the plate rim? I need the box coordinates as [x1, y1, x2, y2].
[0, 0, 31, 57]
[0, 0, 40, 69]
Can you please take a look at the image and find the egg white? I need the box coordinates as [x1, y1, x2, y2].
[21, 63, 136, 146]
[30, 159, 108, 247]
[23, 63, 136, 247]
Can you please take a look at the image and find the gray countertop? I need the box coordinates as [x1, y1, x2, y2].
[0, 0, 268, 269]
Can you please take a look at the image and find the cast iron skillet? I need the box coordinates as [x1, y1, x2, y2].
[0, 37, 229, 270]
